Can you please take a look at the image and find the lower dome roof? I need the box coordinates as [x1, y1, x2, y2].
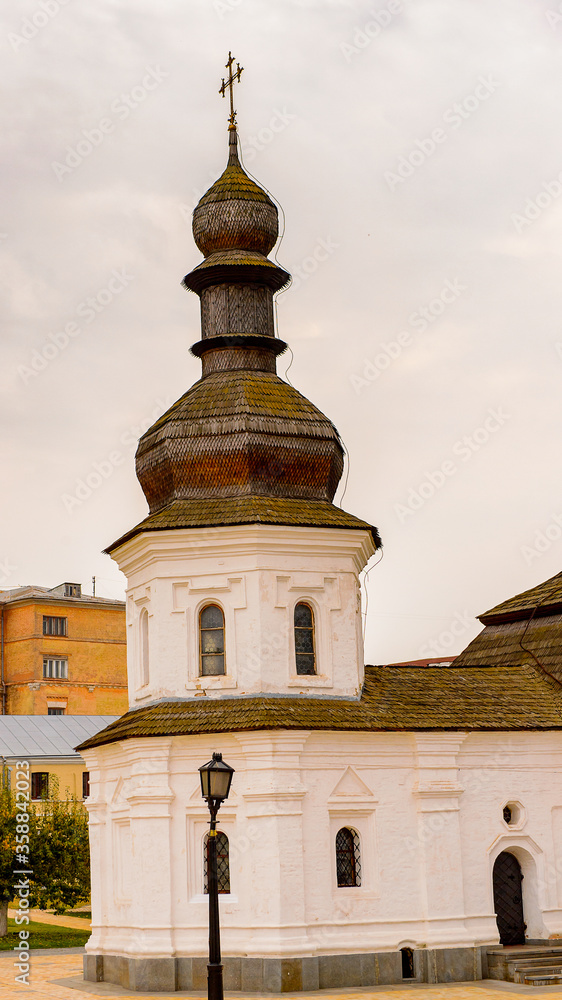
[106, 495, 380, 553]
[136, 371, 346, 513]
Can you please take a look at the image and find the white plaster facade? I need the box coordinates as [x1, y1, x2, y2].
[82, 728, 562, 964]
[111, 524, 375, 703]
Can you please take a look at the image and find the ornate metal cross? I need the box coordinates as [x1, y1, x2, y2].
[219, 52, 243, 128]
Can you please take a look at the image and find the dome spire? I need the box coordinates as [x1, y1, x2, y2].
[219, 51, 244, 132]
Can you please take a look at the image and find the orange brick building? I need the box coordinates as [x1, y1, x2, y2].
[0, 582, 127, 715]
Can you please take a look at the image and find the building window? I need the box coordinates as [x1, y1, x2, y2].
[140, 608, 149, 686]
[63, 583, 81, 598]
[43, 616, 67, 636]
[203, 831, 230, 894]
[82, 772, 90, 798]
[294, 602, 316, 675]
[31, 772, 50, 800]
[47, 707, 65, 715]
[43, 658, 68, 679]
[200, 605, 225, 676]
[336, 827, 361, 887]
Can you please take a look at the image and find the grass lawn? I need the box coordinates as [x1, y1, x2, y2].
[0, 918, 90, 951]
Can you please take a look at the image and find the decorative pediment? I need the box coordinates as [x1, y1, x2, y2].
[327, 767, 377, 814]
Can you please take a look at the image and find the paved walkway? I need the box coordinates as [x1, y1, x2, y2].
[7, 908, 91, 930]
[2, 954, 562, 1000]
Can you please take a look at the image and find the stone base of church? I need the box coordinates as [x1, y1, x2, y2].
[84, 946, 486, 992]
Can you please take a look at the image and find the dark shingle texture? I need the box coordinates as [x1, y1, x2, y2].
[77, 663, 562, 751]
[454, 614, 562, 684]
[481, 570, 562, 623]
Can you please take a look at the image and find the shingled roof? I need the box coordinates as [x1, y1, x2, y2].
[76, 662, 562, 751]
[107, 496, 380, 553]
[480, 570, 562, 624]
[454, 571, 562, 684]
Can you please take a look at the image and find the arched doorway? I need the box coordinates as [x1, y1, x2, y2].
[493, 851, 525, 945]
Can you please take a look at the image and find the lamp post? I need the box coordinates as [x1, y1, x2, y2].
[199, 752, 235, 1000]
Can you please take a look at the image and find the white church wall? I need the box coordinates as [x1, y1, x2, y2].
[82, 726, 562, 963]
[112, 524, 375, 705]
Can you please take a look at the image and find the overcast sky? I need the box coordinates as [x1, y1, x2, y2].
[1, 0, 561, 664]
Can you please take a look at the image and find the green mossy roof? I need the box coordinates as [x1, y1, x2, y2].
[143, 370, 340, 437]
[196, 160, 275, 207]
[77, 663, 562, 751]
[481, 570, 562, 623]
[106, 496, 379, 553]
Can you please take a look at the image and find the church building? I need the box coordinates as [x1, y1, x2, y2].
[79, 61, 562, 993]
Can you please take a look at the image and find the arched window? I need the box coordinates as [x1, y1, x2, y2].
[203, 831, 230, 894]
[140, 608, 149, 686]
[336, 827, 361, 887]
[294, 602, 316, 675]
[200, 605, 225, 675]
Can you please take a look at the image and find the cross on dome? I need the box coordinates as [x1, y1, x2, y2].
[219, 51, 244, 129]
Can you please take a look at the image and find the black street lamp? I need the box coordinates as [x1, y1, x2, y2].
[199, 752, 235, 1000]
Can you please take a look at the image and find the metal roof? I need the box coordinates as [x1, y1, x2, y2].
[0, 716, 120, 760]
[0, 585, 124, 606]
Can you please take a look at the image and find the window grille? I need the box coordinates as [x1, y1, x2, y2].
[47, 707, 64, 715]
[203, 831, 230, 894]
[336, 827, 361, 887]
[200, 605, 225, 675]
[43, 658, 68, 679]
[43, 616, 67, 636]
[294, 602, 316, 675]
[31, 772, 49, 800]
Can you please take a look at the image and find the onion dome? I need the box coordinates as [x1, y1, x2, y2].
[183, 131, 290, 296]
[192, 130, 279, 258]
[135, 369, 345, 513]
[107, 112, 379, 553]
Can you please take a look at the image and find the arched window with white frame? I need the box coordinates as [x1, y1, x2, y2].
[199, 604, 225, 675]
[294, 602, 316, 675]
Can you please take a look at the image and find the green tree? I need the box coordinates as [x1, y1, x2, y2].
[0, 771, 90, 935]
[0, 772, 17, 936]
[27, 793, 90, 915]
